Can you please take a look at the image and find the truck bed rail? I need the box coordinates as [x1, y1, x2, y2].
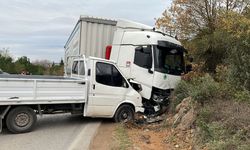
[0, 77, 86, 105]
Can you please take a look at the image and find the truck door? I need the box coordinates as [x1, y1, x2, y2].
[85, 61, 129, 117]
[131, 45, 154, 99]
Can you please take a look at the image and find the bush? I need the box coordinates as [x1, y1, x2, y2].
[173, 74, 219, 106]
[234, 90, 250, 104]
[195, 98, 250, 150]
[226, 34, 250, 91]
[190, 75, 219, 104]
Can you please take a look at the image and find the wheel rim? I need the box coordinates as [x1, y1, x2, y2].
[15, 113, 30, 127]
[120, 109, 132, 121]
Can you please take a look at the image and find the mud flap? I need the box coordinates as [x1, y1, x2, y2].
[0, 118, 2, 133]
[0, 106, 11, 133]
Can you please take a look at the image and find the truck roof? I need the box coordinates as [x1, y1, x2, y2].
[79, 15, 117, 26]
[65, 16, 155, 48]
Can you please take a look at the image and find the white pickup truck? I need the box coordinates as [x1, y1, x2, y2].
[0, 57, 144, 134]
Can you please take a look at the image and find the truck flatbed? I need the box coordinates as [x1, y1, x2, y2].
[0, 75, 86, 105]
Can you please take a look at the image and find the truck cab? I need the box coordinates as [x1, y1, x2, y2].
[67, 57, 144, 118]
[109, 20, 186, 114]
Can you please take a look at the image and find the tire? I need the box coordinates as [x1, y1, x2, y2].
[114, 105, 135, 123]
[6, 106, 37, 134]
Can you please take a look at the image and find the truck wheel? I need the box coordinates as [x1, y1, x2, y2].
[6, 106, 37, 134]
[114, 105, 134, 122]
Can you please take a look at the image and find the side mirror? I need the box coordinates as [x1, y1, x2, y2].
[128, 79, 142, 92]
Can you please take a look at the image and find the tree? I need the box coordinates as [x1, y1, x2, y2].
[156, 0, 250, 38]
[14, 56, 32, 74]
[156, 0, 250, 72]
[0, 48, 15, 73]
[59, 58, 64, 66]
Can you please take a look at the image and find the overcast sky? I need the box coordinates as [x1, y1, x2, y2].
[0, 0, 170, 62]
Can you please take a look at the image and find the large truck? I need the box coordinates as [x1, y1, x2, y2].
[0, 57, 144, 133]
[65, 16, 187, 115]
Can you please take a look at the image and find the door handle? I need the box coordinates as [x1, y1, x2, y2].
[78, 82, 85, 85]
[93, 84, 95, 90]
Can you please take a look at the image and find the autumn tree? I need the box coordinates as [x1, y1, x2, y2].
[156, 0, 250, 38]
[157, 0, 250, 89]
[156, 0, 250, 72]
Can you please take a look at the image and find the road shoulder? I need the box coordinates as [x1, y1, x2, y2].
[68, 120, 101, 150]
[89, 120, 117, 150]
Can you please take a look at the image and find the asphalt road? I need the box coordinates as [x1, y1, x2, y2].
[0, 114, 102, 150]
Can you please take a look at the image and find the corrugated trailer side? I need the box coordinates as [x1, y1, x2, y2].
[79, 16, 117, 58]
[64, 16, 117, 75]
[65, 16, 117, 58]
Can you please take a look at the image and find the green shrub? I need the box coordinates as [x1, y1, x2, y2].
[226, 35, 250, 91]
[190, 75, 219, 104]
[171, 80, 190, 110]
[234, 90, 250, 104]
[173, 74, 219, 106]
[208, 127, 250, 150]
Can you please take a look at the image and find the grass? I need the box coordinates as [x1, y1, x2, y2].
[113, 123, 132, 150]
[195, 100, 250, 150]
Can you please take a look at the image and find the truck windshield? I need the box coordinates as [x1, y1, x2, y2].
[153, 45, 184, 76]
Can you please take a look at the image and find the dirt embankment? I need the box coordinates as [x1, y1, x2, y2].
[90, 97, 197, 150]
[125, 97, 196, 150]
[91, 96, 250, 149]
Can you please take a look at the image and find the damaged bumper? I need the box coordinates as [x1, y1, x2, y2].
[135, 106, 145, 113]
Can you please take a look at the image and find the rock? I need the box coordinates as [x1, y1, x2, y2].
[144, 129, 149, 132]
[146, 116, 164, 123]
[190, 129, 195, 134]
[175, 97, 192, 112]
[134, 146, 141, 150]
[140, 135, 151, 144]
[175, 144, 180, 148]
[177, 107, 196, 130]
[172, 97, 196, 130]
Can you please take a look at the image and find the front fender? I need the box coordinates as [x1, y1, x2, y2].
[111, 100, 144, 117]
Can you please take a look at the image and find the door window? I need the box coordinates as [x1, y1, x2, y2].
[72, 61, 78, 74]
[79, 61, 85, 75]
[72, 61, 85, 76]
[96, 62, 128, 88]
[134, 45, 152, 69]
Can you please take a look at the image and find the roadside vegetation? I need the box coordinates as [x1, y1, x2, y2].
[111, 1, 250, 150]
[0, 49, 64, 75]
[113, 124, 132, 150]
[172, 69, 250, 149]
[156, 0, 250, 149]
